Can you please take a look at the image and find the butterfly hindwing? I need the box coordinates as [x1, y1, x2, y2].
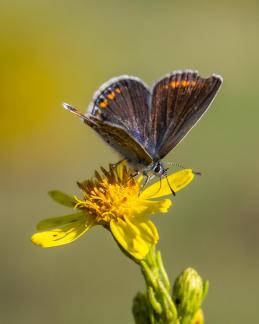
[84, 116, 153, 169]
[150, 70, 223, 159]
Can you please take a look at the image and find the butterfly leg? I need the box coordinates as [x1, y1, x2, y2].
[110, 159, 125, 170]
[138, 172, 156, 196]
[165, 175, 176, 196]
[138, 174, 150, 196]
[130, 171, 139, 178]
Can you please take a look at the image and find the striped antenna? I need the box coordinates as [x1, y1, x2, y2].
[62, 102, 87, 121]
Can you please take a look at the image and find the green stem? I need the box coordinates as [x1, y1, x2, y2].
[133, 246, 179, 324]
[132, 247, 208, 324]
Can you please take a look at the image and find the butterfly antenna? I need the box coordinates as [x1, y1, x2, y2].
[165, 161, 202, 176]
[63, 103, 88, 121]
[165, 174, 176, 196]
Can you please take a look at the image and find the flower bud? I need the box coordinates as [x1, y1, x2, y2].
[192, 309, 204, 324]
[172, 268, 206, 318]
[133, 292, 156, 324]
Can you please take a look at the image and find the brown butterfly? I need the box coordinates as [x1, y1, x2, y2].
[63, 70, 223, 192]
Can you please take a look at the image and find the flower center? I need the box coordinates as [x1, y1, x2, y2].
[75, 166, 140, 224]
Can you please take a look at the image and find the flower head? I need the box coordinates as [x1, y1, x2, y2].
[173, 268, 207, 319]
[31, 163, 194, 260]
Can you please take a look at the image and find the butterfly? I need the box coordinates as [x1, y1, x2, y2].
[63, 70, 223, 192]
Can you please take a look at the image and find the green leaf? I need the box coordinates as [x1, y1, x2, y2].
[202, 280, 209, 301]
[48, 190, 76, 207]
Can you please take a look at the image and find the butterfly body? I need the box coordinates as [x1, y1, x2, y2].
[64, 70, 223, 177]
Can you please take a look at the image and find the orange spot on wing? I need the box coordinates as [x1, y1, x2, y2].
[171, 80, 196, 89]
[115, 87, 121, 93]
[107, 92, 116, 100]
[181, 80, 190, 87]
[170, 81, 177, 88]
[99, 100, 108, 108]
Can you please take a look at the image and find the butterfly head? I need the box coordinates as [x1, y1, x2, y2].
[151, 161, 167, 177]
[150, 161, 175, 196]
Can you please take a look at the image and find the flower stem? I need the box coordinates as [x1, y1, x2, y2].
[132, 247, 208, 324]
[133, 246, 179, 324]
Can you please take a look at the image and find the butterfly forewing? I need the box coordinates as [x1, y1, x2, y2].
[87, 76, 152, 150]
[150, 70, 223, 159]
[84, 76, 155, 168]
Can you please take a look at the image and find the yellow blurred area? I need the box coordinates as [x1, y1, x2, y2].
[1, 1, 259, 323]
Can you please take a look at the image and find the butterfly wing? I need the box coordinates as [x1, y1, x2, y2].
[88, 76, 152, 149]
[150, 70, 223, 159]
[85, 76, 154, 168]
[84, 114, 153, 169]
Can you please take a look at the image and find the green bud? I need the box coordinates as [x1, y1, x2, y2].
[132, 292, 151, 324]
[172, 268, 205, 318]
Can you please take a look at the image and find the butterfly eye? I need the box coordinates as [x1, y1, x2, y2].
[154, 165, 161, 173]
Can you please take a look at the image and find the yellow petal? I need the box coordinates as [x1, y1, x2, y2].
[37, 212, 85, 230]
[141, 169, 194, 199]
[135, 199, 172, 216]
[110, 215, 159, 260]
[31, 212, 95, 248]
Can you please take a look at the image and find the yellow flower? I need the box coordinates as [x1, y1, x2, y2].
[31, 163, 194, 260]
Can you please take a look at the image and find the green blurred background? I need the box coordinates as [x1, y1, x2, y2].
[1, 0, 259, 323]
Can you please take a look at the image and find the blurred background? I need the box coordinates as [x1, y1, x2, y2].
[1, 0, 259, 323]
